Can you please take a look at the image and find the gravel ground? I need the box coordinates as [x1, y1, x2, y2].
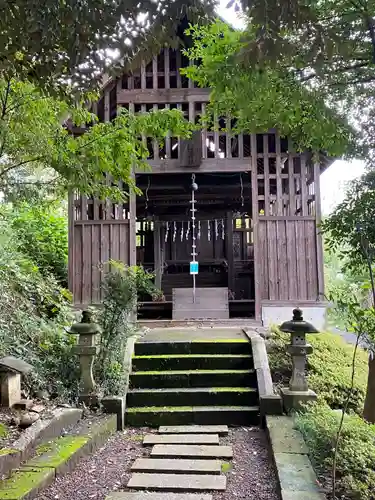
[38, 427, 155, 500]
[38, 425, 280, 500]
[215, 427, 280, 500]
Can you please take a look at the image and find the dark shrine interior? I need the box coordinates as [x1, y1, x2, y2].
[136, 172, 255, 320]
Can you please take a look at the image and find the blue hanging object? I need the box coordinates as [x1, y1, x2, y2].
[190, 261, 199, 275]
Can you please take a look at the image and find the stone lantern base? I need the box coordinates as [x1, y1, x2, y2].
[280, 387, 317, 413]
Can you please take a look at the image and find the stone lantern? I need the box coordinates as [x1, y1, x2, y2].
[279, 308, 319, 412]
[67, 310, 101, 406]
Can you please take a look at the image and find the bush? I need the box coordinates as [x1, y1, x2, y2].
[3, 201, 68, 286]
[296, 402, 375, 500]
[0, 220, 78, 400]
[268, 329, 368, 413]
[95, 262, 159, 396]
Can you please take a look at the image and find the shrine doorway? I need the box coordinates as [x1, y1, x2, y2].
[135, 172, 255, 320]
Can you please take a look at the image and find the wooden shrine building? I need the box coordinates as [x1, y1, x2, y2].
[68, 17, 328, 328]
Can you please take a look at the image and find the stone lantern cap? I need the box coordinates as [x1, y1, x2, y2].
[67, 310, 101, 336]
[279, 308, 320, 335]
[0, 356, 33, 374]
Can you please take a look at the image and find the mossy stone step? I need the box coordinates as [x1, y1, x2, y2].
[132, 354, 252, 372]
[150, 444, 233, 459]
[134, 340, 251, 356]
[143, 434, 219, 445]
[127, 473, 227, 491]
[129, 369, 256, 389]
[131, 458, 222, 474]
[159, 425, 228, 435]
[106, 494, 212, 500]
[127, 387, 258, 407]
[126, 405, 259, 427]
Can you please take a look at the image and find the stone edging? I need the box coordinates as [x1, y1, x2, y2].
[102, 333, 139, 430]
[0, 408, 82, 479]
[266, 415, 326, 500]
[0, 414, 117, 500]
[243, 329, 282, 417]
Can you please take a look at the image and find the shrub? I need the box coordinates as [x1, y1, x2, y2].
[268, 329, 368, 413]
[296, 402, 375, 500]
[3, 201, 68, 286]
[0, 220, 78, 400]
[95, 262, 159, 396]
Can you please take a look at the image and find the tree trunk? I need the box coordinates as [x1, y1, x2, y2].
[363, 353, 375, 423]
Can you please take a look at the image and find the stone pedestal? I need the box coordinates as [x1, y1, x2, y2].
[0, 372, 21, 407]
[280, 387, 317, 413]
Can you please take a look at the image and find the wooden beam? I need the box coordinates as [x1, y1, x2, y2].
[142, 158, 252, 173]
[263, 134, 270, 216]
[314, 162, 325, 301]
[276, 133, 283, 215]
[288, 139, 295, 215]
[251, 133, 261, 321]
[226, 211, 235, 296]
[68, 192, 75, 294]
[117, 88, 210, 104]
[154, 218, 162, 289]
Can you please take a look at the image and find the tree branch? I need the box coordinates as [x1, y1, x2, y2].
[0, 156, 46, 179]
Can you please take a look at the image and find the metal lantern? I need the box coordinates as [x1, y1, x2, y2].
[280, 308, 319, 394]
[67, 310, 101, 405]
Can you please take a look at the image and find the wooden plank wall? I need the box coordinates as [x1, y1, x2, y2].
[258, 218, 318, 301]
[73, 220, 130, 305]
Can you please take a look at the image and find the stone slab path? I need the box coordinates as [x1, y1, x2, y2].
[105, 425, 233, 498]
[38, 425, 280, 500]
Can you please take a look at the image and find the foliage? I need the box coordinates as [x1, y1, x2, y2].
[0, 78, 193, 199]
[182, 20, 358, 157]
[0, 220, 78, 400]
[268, 329, 369, 413]
[95, 262, 160, 395]
[323, 170, 375, 273]
[296, 402, 375, 500]
[1, 202, 68, 285]
[229, 0, 375, 155]
[0, 0, 215, 96]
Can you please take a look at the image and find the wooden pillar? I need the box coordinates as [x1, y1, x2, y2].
[314, 162, 325, 300]
[226, 211, 234, 297]
[154, 218, 162, 289]
[68, 192, 74, 295]
[251, 134, 261, 321]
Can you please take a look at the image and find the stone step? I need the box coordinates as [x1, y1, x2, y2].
[129, 369, 256, 389]
[143, 434, 219, 445]
[134, 340, 251, 356]
[159, 425, 228, 435]
[126, 405, 260, 427]
[127, 387, 258, 407]
[131, 458, 222, 475]
[150, 445, 233, 459]
[127, 473, 227, 491]
[106, 493, 212, 500]
[131, 354, 252, 372]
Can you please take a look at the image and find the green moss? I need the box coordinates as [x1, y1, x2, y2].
[211, 387, 255, 392]
[0, 423, 8, 438]
[133, 354, 251, 359]
[221, 461, 232, 473]
[0, 448, 18, 456]
[36, 443, 53, 455]
[192, 339, 248, 343]
[127, 406, 194, 413]
[28, 436, 89, 469]
[127, 434, 144, 441]
[0, 467, 55, 499]
[133, 369, 253, 375]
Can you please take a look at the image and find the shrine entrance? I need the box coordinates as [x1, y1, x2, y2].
[135, 172, 255, 320]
